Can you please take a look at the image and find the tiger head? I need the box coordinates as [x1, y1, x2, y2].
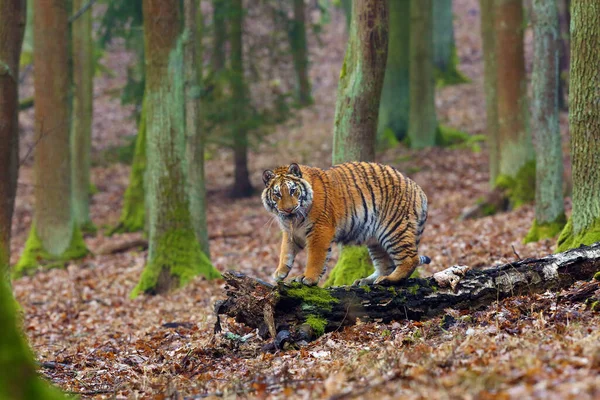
[261, 163, 313, 220]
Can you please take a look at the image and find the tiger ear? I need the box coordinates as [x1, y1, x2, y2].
[288, 163, 302, 178]
[262, 170, 275, 186]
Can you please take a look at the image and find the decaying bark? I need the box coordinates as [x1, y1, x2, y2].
[216, 243, 600, 340]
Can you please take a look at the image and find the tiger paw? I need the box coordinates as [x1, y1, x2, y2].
[353, 278, 374, 286]
[373, 276, 391, 286]
[288, 275, 319, 286]
[273, 267, 291, 282]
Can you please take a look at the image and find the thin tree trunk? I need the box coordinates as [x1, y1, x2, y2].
[134, 0, 219, 297]
[0, 0, 26, 272]
[341, 0, 351, 29]
[557, 0, 600, 251]
[408, 0, 437, 148]
[493, 0, 535, 206]
[184, 0, 210, 256]
[480, 0, 499, 188]
[525, 0, 565, 243]
[229, 0, 253, 198]
[433, 0, 468, 86]
[212, 0, 227, 72]
[15, 0, 88, 277]
[288, 0, 312, 106]
[71, 0, 95, 233]
[377, 0, 410, 142]
[332, 0, 388, 164]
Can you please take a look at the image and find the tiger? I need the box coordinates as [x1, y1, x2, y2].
[261, 162, 430, 286]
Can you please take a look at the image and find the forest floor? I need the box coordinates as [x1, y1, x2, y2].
[11, 0, 600, 399]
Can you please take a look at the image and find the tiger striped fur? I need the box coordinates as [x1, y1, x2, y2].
[261, 162, 430, 286]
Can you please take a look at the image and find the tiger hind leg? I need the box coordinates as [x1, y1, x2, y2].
[352, 244, 394, 286]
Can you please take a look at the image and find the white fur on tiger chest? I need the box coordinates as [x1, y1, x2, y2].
[278, 216, 308, 248]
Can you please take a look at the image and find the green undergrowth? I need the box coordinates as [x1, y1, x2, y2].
[0, 279, 68, 399]
[476, 196, 499, 217]
[403, 125, 483, 151]
[495, 160, 536, 208]
[556, 217, 600, 253]
[324, 246, 374, 287]
[523, 215, 566, 244]
[80, 220, 98, 235]
[13, 223, 89, 278]
[131, 228, 220, 298]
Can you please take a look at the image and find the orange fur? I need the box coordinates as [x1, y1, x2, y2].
[262, 162, 429, 286]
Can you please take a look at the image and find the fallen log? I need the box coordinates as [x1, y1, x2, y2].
[215, 243, 600, 341]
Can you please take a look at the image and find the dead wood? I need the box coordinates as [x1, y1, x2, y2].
[215, 243, 600, 340]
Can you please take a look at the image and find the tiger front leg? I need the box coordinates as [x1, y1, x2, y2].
[290, 230, 333, 286]
[273, 231, 299, 282]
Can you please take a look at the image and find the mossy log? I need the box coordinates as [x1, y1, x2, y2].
[215, 243, 600, 341]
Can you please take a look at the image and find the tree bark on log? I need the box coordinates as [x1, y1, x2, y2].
[215, 243, 600, 340]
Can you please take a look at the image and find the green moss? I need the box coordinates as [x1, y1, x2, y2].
[556, 217, 600, 253]
[590, 301, 599, 312]
[324, 246, 374, 287]
[475, 196, 498, 216]
[131, 227, 220, 298]
[305, 314, 328, 337]
[287, 283, 339, 310]
[376, 127, 400, 151]
[523, 215, 567, 244]
[89, 182, 99, 195]
[80, 220, 98, 235]
[594, 272, 600, 281]
[495, 160, 536, 208]
[13, 223, 89, 278]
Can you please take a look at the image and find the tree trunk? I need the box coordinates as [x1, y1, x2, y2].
[433, 0, 468, 86]
[332, 0, 388, 164]
[0, 0, 26, 271]
[341, 0, 351, 29]
[110, 99, 147, 235]
[229, 0, 253, 198]
[557, 0, 600, 252]
[407, 0, 437, 149]
[288, 0, 312, 106]
[71, 0, 95, 233]
[184, 0, 210, 256]
[493, 0, 535, 207]
[212, 0, 227, 72]
[377, 0, 410, 142]
[216, 243, 600, 341]
[480, 0, 499, 188]
[524, 0, 565, 243]
[557, 0, 570, 111]
[331, 0, 388, 286]
[15, 0, 88, 277]
[134, 0, 219, 297]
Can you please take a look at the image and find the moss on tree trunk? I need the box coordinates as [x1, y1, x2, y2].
[377, 0, 410, 143]
[493, 0, 535, 206]
[288, 0, 312, 106]
[16, 0, 89, 275]
[557, 0, 600, 252]
[134, 0, 219, 297]
[525, 0, 565, 243]
[0, 0, 26, 272]
[71, 0, 95, 234]
[407, 0, 437, 149]
[110, 98, 147, 235]
[433, 0, 469, 87]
